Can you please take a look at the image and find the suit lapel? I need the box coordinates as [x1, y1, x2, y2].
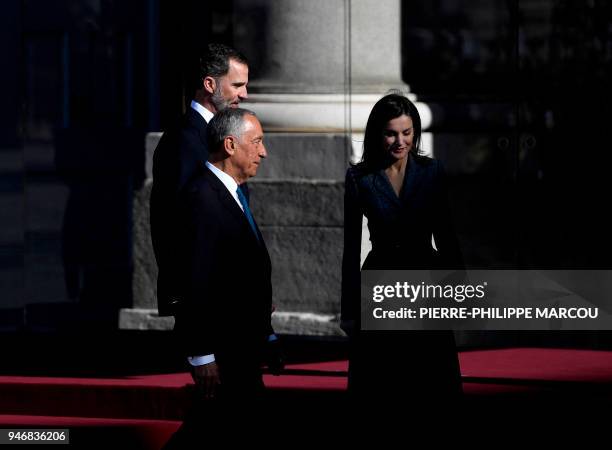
[203, 167, 245, 222]
[400, 153, 425, 205]
[373, 170, 401, 207]
[186, 108, 208, 149]
[202, 167, 263, 247]
[369, 153, 424, 207]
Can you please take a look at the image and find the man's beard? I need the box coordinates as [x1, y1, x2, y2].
[211, 83, 231, 111]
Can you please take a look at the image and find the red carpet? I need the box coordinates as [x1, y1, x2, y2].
[3, 348, 612, 418]
[2, 348, 612, 448]
[461, 348, 612, 383]
[460, 348, 612, 398]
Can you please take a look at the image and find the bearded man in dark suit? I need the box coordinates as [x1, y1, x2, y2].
[150, 43, 249, 317]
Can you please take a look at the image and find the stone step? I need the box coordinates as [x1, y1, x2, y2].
[120, 308, 343, 336]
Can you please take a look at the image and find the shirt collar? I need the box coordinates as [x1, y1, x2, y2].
[190, 100, 214, 124]
[205, 161, 239, 194]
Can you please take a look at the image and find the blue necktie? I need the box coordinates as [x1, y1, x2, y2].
[236, 187, 260, 243]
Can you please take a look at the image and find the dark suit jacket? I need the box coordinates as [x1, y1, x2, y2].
[151, 108, 209, 316]
[341, 153, 463, 329]
[150, 108, 249, 316]
[173, 165, 273, 366]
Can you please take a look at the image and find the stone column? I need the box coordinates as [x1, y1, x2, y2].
[235, 0, 406, 94]
[234, 0, 432, 148]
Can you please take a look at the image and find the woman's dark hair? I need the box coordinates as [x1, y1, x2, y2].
[357, 93, 422, 171]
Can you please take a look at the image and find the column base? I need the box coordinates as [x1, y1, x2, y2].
[243, 93, 432, 133]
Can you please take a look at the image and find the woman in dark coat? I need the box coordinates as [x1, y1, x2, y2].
[341, 93, 463, 403]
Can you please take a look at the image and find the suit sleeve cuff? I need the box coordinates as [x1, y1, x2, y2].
[187, 354, 215, 366]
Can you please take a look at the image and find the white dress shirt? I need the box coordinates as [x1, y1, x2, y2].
[190, 100, 214, 123]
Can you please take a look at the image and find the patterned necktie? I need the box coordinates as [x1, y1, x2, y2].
[236, 187, 260, 243]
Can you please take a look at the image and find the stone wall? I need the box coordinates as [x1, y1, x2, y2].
[123, 131, 351, 335]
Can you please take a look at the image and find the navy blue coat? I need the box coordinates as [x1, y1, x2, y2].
[342, 154, 463, 323]
[341, 153, 464, 330]
[174, 165, 273, 361]
[341, 153, 464, 401]
[150, 108, 210, 316]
